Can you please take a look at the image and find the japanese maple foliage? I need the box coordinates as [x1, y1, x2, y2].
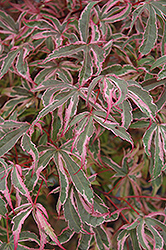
[0, 0, 166, 249]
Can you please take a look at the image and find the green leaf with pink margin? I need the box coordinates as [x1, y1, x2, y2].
[93, 225, 110, 250]
[128, 81, 157, 120]
[120, 99, 133, 129]
[101, 156, 126, 176]
[0, 49, 19, 79]
[54, 153, 69, 206]
[35, 205, 65, 249]
[143, 122, 157, 156]
[32, 89, 76, 126]
[0, 159, 13, 210]
[160, 124, 166, 152]
[12, 205, 33, 250]
[77, 230, 92, 250]
[57, 227, 75, 245]
[136, 219, 150, 250]
[44, 43, 86, 63]
[153, 126, 164, 179]
[94, 115, 133, 146]
[79, 2, 97, 43]
[128, 4, 146, 34]
[151, 55, 166, 70]
[87, 75, 103, 105]
[12, 165, 32, 203]
[145, 216, 166, 242]
[108, 75, 128, 105]
[72, 115, 95, 165]
[145, 219, 163, 249]
[64, 191, 82, 233]
[102, 2, 131, 23]
[36, 148, 55, 178]
[118, 230, 130, 250]
[74, 190, 105, 227]
[15, 48, 32, 82]
[0, 196, 7, 216]
[0, 10, 18, 33]
[60, 151, 93, 203]
[140, 5, 157, 55]
[0, 124, 29, 157]
[21, 133, 39, 169]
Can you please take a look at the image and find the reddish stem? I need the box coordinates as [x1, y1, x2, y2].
[34, 179, 44, 205]
[105, 195, 130, 224]
[41, 127, 58, 149]
[120, 198, 140, 215]
[123, 195, 166, 201]
[6, 214, 10, 243]
[14, 145, 18, 164]
[107, 177, 125, 194]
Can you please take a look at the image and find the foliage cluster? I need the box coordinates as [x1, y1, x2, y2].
[0, 0, 166, 249]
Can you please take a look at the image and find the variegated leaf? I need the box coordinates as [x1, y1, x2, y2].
[0, 124, 29, 157]
[94, 115, 133, 146]
[128, 81, 157, 119]
[32, 89, 76, 125]
[60, 151, 94, 203]
[140, 5, 157, 55]
[21, 133, 39, 168]
[12, 166, 32, 202]
[63, 191, 82, 233]
[0, 49, 19, 79]
[12, 205, 33, 250]
[74, 191, 105, 227]
[79, 2, 97, 43]
[93, 225, 110, 250]
[44, 43, 86, 63]
[54, 153, 69, 206]
[143, 122, 157, 156]
[35, 206, 65, 249]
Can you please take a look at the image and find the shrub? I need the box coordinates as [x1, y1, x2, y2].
[0, 0, 166, 249]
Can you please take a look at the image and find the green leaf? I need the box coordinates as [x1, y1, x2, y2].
[145, 217, 166, 242]
[0, 124, 29, 157]
[0, 198, 7, 216]
[153, 126, 164, 179]
[32, 89, 76, 125]
[78, 232, 92, 250]
[38, 148, 55, 170]
[130, 229, 141, 250]
[12, 206, 33, 248]
[44, 43, 86, 63]
[94, 115, 133, 146]
[151, 55, 166, 70]
[136, 219, 149, 250]
[54, 153, 68, 205]
[74, 190, 105, 227]
[93, 226, 110, 250]
[0, 49, 19, 79]
[60, 151, 93, 203]
[63, 193, 82, 233]
[120, 99, 133, 129]
[140, 5, 157, 55]
[146, 219, 163, 249]
[129, 5, 145, 34]
[143, 122, 157, 156]
[79, 2, 97, 43]
[128, 83, 157, 119]
[0, 10, 18, 32]
[101, 156, 126, 176]
[87, 76, 103, 104]
[108, 75, 128, 105]
[21, 133, 39, 167]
